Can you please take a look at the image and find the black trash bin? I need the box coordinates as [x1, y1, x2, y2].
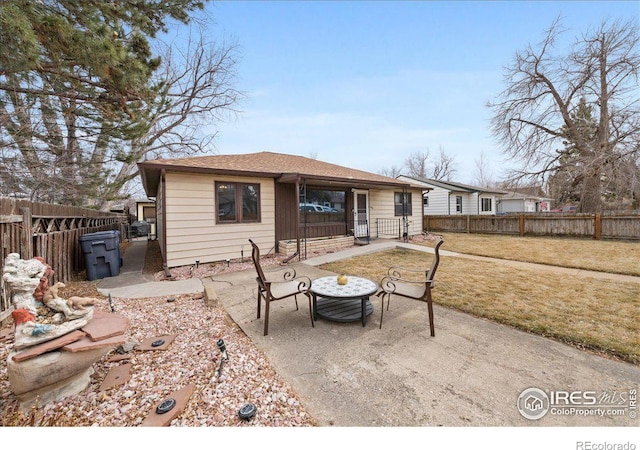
[130, 220, 150, 238]
[79, 230, 121, 281]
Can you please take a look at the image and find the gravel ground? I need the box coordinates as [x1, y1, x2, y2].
[0, 241, 322, 427]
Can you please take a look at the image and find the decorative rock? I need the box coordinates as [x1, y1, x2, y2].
[82, 312, 129, 342]
[3, 254, 94, 350]
[13, 313, 93, 351]
[2, 254, 122, 411]
[7, 346, 110, 411]
[12, 330, 86, 362]
[116, 340, 138, 354]
[62, 334, 126, 352]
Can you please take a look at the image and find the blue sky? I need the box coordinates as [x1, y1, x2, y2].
[180, 1, 639, 184]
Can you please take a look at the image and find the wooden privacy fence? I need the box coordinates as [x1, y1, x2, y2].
[423, 212, 640, 240]
[1, 198, 128, 318]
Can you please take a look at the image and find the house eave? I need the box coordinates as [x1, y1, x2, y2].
[139, 162, 416, 196]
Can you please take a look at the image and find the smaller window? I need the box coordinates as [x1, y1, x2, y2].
[481, 198, 492, 212]
[394, 192, 412, 216]
[455, 196, 462, 213]
[423, 196, 429, 207]
[142, 206, 156, 223]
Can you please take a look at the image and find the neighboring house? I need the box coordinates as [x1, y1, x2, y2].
[398, 175, 506, 215]
[138, 151, 424, 268]
[497, 191, 552, 213]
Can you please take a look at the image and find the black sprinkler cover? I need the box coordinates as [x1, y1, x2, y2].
[238, 403, 257, 420]
[156, 398, 176, 414]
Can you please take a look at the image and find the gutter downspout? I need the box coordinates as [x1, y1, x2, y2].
[160, 169, 170, 277]
[295, 177, 301, 260]
[403, 186, 409, 241]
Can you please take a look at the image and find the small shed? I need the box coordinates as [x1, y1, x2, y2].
[135, 200, 157, 239]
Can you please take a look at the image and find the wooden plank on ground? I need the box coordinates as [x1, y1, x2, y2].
[137, 334, 177, 351]
[140, 384, 196, 427]
[99, 363, 132, 392]
[108, 353, 132, 362]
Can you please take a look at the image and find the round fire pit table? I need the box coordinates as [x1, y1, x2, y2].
[310, 275, 378, 327]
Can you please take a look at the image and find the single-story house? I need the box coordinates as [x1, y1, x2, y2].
[138, 151, 425, 269]
[397, 175, 506, 215]
[497, 191, 552, 213]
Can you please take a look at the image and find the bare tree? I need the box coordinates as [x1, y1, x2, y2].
[378, 164, 403, 178]
[488, 18, 640, 213]
[472, 152, 495, 187]
[403, 147, 457, 180]
[404, 150, 430, 178]
[431, 146, 457, 181]
[103, 33, 242, 210]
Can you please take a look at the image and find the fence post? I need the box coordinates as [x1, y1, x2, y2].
[466, 215, 470, 234]
[594, 214, 601, 240]
[20, 207, 33, 259]
[519, 214, 525, 237]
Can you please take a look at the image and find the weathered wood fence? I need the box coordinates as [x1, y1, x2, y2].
[423, 212, 640, 240]
[1, 198, 128, 319]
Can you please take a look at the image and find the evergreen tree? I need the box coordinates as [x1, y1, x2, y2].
[0, 0, 239, 208]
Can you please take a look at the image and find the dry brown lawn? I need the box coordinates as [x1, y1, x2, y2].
[320, 237, 640, 365]
[428, 232, 640, 276]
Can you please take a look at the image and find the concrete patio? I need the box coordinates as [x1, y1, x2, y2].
[203, 244, 640, 427]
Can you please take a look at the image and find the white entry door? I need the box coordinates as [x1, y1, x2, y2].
[353, 190, 369, 237]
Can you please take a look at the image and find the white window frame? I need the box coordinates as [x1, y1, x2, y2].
[481, 197, 492, 212]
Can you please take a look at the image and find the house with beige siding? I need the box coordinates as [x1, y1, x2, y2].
[138, 152, 424, 269]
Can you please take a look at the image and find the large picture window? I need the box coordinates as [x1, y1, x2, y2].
[216, 182, 260, 223]
[394, 192, 412, 216]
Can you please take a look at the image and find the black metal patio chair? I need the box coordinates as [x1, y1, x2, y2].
[376, 237, 444, 336]
[249, 239, 314, 336]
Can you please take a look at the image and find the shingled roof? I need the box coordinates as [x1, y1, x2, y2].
[139, 151, 413, 197]
[400, 175, 507, 195]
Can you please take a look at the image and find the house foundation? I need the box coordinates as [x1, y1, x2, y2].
[278, 235, 354, 257]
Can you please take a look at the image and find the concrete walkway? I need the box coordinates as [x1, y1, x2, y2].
[304, 239, 640, 284]
[96, 238, 640, 427]
[97, 239, 203, 298]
